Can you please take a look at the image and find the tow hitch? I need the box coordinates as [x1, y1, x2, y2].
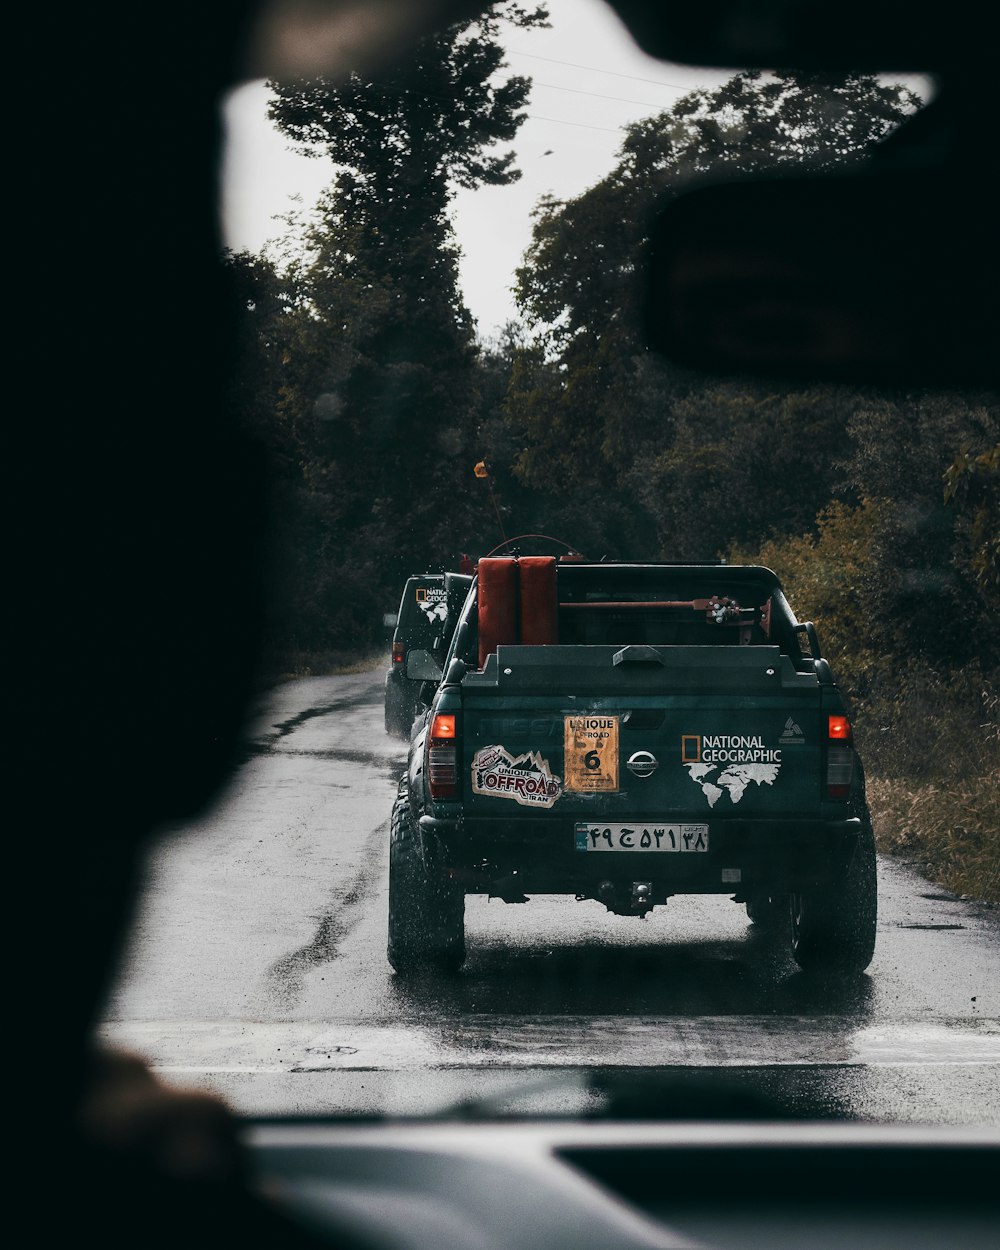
[590, 879, 656, 917]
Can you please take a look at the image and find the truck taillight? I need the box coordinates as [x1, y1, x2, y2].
[428, 712, 460, 799]
[826, 713, 854, 799]
[392, 642, 404, 666]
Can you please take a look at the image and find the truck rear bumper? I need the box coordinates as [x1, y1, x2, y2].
[418, 813, 860, 895]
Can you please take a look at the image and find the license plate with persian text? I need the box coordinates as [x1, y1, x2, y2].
[575, 823, 709, 852]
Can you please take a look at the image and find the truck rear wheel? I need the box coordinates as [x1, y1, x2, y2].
[790, 811, 877, 974]
[387, 792, 465, 974]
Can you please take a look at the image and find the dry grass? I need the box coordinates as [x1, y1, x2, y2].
[268, 649, 385, 680]
[855, 667, 999, 904]
[868, 772, 1000, 904]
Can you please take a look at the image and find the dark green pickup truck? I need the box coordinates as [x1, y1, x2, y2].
[389, 558, 876, 976]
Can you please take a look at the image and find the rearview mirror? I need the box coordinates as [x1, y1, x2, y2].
[644, 167, 999, 387]
[405, 649, 442, 682]
[609, 0, 975, 69]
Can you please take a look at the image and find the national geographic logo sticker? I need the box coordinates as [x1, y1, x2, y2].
[681, 733, 781, 809]
[415, 585, 448, 623]
[681, 734, 782, 765]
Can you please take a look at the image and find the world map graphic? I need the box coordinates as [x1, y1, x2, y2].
[685, 762, 781, 808]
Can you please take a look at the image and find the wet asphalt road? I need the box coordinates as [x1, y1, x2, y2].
[101, 672, 1000, 1124]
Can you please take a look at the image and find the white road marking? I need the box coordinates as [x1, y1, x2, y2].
[99, 1015, 1000, 1072]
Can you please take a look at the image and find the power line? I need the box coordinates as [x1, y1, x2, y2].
[330, 74, 670, 118]
[507, 48, 699, 92]
[533, 79, 675, 108]
[526, 112, 625, 135]
[344, 77, 638, 136]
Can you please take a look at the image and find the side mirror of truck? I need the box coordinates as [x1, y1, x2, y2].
[405, 649, 443, 683]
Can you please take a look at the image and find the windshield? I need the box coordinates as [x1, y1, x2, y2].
[99, 0, 998, 1127]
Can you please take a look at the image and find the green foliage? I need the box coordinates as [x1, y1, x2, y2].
[943, 439, 1000, 602]
[269, 6, 546, 193]
[731, 499, 885, 692]
[730, 394, 999, 696]
[637, 384, 857, 560]
[842, 394, 999, 675]
[505, 70, 917, 552]
[514, 71, 916, 351]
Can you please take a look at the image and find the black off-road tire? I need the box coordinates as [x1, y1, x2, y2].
[387, 792, 465, 974]
[384, 684, 412, 740]
[790, 808, 877, 974]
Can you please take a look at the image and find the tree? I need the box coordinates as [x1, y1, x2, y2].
[507, 71, 918, 525]
[516, 71, 918, 353]
[842, 392, 1000, 673]
[239, 4, 547, 652]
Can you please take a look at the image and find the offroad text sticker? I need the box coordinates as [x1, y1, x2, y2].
[471, 745, 562, 808]
[681, 733, 781, 809]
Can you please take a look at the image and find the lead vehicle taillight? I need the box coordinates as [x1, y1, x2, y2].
[428, 712, 460, 799]
[826, 713, 855, 799]
[392, 641, 405, 666]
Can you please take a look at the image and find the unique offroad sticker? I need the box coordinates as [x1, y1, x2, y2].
[471, 745, 562, 808]
[680, 733, 781, 809]
[563, 715, 619, 792]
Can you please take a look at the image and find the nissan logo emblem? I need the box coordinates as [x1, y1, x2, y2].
[627, 751, 658, 778]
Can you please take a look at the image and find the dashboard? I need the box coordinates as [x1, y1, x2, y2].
[251, 1119, 998, 1250]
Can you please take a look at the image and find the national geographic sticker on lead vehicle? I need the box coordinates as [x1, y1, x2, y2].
[415, 585, 448, 623]
[564, 715, 619, 791]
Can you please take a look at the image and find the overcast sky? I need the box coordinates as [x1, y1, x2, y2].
[221, 0, 730, 340]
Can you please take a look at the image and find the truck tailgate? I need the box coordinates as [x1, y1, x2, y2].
[460, 645, 823, 820]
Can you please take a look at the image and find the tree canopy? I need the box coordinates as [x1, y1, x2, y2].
[508, 72, 920, 508]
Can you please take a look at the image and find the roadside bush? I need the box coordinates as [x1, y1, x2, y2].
[867, 773, 1000, 904]
[730, 499, 885, 698]
[861, 668, 999, 904]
